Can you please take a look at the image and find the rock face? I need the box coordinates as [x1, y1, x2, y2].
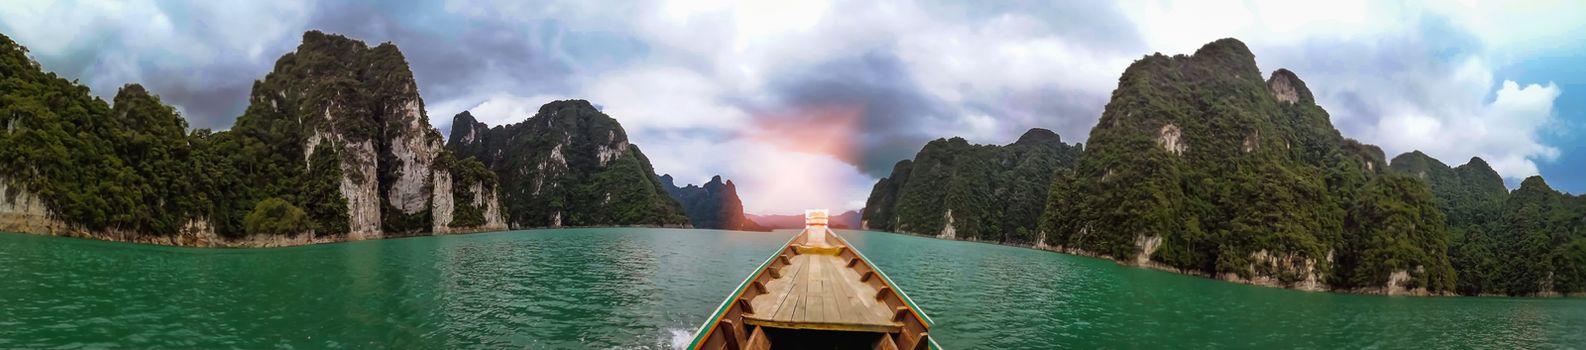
[1267, 68, 1312, 105]
[0, 177, 70, 234]
[862, 128, 1082, 244]
[447, 102, 689, 228]
[237, 31, 503, 239]
[1039, 38, 1456, 293]
[429, 154, 508, 234]
[660, 175, 768, 231]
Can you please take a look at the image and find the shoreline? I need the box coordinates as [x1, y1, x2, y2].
[847, 228, 1586, 299]
[0, 222, 695, 249]
[6, 222, 1579, 298]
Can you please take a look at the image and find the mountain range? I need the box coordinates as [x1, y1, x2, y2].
[0, 31, 686, 246]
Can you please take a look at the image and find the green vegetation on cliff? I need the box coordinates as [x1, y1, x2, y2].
[0, 31, 506, 240]
[244, 197, 310, 236]
[863, 128, 1082, 244]
[858, 39, 1463, 293]
[0, 33, 214, 235]
[865, 38, 1582, 295]
[447, 103, 688, 228]
[1390, 153, 1586, 295]
[1038, 39, 1453, 291]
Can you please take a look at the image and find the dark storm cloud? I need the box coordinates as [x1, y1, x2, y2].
[140, 76, 258, 130]
[89, 50, 279, 131]
[737, 50, 955, 177]
[0, 7, 300, 131]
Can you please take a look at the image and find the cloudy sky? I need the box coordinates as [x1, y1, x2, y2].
[2, 1, 1583, 214]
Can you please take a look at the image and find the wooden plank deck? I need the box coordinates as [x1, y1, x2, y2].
[742, 242, 900, 333]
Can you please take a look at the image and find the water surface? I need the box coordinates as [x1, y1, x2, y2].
[0, 229, 1581, 348]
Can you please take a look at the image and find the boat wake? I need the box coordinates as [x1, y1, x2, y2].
[666, 327, 694, 349]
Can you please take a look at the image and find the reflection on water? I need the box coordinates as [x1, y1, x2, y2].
[1, 229, 1583, 348]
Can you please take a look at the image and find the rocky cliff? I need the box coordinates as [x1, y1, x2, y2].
[862, 128, 1082, 244]
[447, 102, 689, 228]
[661, 174, 768, 231]
[224, 30, 506, 239]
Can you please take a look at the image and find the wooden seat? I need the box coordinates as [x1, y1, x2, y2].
[742, 252, 902, 333]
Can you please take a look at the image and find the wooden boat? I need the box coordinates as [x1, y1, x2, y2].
[688, 210, 939, 350]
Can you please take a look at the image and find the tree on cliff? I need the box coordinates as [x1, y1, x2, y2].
[243, 198, 309, 236]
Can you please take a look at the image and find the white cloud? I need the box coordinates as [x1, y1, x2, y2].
[1425, 0, 1586, 55]
[1415, 80, 1562, 178]
[637, 134, 872, 215]
[585, 66, 751, 131]
[479, 93, 571, 126]
[724, 140, 873, 215]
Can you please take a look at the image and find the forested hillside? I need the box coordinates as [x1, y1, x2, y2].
[862, 128, 1082, 244]
[1033, 39, 1456, 293]
[446, 103, 688, 229]
[1390, 152, 1586, 295]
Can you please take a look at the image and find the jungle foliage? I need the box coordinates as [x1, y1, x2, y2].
[1390, 152, 1586, 295]
[446, 102, 689, 228]
[1035, 39, 1457, 291]
[863, 128, 1083, 244]
[0, 31, 502, 238]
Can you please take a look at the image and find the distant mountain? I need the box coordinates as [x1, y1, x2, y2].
[660, 174, 768, 231]
[862, 128, 1082, 243]
[447, 101, 689, 229]
[749, 211, 860, 230]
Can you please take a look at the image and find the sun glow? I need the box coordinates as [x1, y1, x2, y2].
[727, 104, 870, 215]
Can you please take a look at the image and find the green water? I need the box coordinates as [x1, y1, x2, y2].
[0, 229, 1582, 348]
